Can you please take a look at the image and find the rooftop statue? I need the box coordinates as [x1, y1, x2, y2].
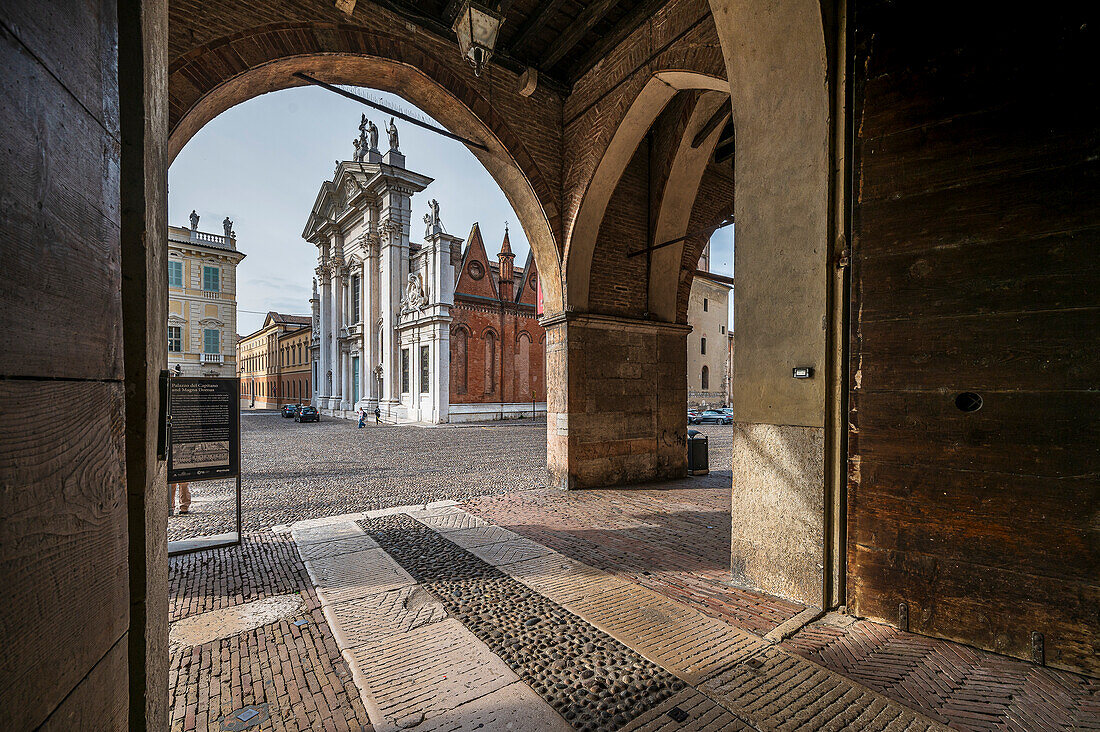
[189, 209, 199, 230]
[223, 216, 234, 239]
[387, 117, 399, 151]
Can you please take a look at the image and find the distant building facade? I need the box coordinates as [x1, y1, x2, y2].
[279, 326, 313, 406]
[303, 117, 544, 424]
[236, 312, 311, 409]
[450, 224, 545, 421]
[687, 244, 731, 407]
[167, 213, 245, 377]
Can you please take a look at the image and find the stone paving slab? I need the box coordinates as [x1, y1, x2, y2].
[324, 585, 447, 648]
[296, 533, 381, 561]
[412, 681, 574, 732]
[343, 618, 520, 731]
[305, 547, 416, 605]
[505, 552, 638, 605]
[618, 688, 755, 731]
[291, 520, 365, 546]
[466, 535, 557, 566]
[169, 593, 304, 650]
[411, 507, 490, 532]
[443, 524, 522, 548]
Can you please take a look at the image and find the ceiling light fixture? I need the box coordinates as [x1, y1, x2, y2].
[452, 0, 504, 77]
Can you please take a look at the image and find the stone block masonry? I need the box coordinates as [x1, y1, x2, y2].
[546, 313, 689, 489]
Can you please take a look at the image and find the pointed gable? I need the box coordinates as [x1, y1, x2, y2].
[515, 248, 539, 305]
[454, 223, 499, 300]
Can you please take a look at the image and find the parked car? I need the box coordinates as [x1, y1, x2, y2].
[281, 404, 300, 418]
[295, 406, 320, 423]
[693, 410, 733, 425]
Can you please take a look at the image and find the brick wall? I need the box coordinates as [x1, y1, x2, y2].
[588, 144, 651, 317]
[450, 301, 545, 405]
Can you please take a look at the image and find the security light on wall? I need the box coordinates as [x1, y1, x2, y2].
[792, 366, 814, 379]
[452, 0, 504, 77]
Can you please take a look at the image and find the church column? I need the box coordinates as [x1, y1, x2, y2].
[317, 262, 331, 402]
[329, 256, 342, 410]
[358, 259, 369, 406]
[366, 230, 381, 404]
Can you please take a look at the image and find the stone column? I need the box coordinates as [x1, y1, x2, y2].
[544, 312, 689, 490]
[318, 263, 331, 403]
[366, 232, 381, 405]
[328, 262, 342, 410]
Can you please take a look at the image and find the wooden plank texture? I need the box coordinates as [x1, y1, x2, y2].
[0, 380, 129, 729]
[848, 0, 1100, 677]
[0, 23, 124, 380]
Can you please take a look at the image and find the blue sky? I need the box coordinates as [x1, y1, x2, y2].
[169, 85, 734, 335]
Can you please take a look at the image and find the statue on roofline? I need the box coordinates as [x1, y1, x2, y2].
[387, 117, 399, 151]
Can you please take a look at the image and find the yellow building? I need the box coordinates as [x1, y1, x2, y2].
[167, 212, 245, 377]
[237, 312, 311, 409]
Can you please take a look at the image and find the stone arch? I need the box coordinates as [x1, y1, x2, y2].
[167, 22, 563, 313]
[564, 71, 730, 310]
[649, 90, 731, 322]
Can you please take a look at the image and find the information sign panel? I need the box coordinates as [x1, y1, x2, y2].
[168, 377, 241, 483]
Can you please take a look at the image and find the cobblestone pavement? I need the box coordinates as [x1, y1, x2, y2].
[168, 534, 372, 731]
[362, 513, 686, 731]
[463, 486, 1100, 731]
[167, 412, 565, 541]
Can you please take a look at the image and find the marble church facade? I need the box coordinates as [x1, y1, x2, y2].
[303, 117, 462, 423]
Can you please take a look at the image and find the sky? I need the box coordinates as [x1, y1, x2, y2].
[169, 85, 734, 335]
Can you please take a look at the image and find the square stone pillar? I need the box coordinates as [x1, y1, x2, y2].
[543, 313, 689, 489]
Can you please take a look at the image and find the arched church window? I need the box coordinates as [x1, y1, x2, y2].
[701, 365, 709, 390]
[454, 328, 468, 394]
[517, 333, 531, 398]
[485, 331, 496, 394]
[701, 337, 707, 355]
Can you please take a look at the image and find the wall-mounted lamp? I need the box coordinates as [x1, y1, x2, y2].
[452, 0, 504, 77]
[792, 366, 814, 379]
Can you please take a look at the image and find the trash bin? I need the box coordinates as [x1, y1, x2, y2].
[687, 430, 709, 476]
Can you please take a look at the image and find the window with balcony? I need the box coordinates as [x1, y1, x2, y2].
[203, 328, 220, 354]
[202, 265, 220, 292]
[168, 260, 183, 288]
[168, 325, 181, 352]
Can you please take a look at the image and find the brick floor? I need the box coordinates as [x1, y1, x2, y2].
[168, 534, 372, 731]
[783, 617, 1100, 732]
[465, 483, 1100, 731]
[462, 477, 806, 636]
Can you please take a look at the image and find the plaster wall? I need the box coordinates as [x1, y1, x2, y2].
[731, 423, 825, 607]
[708, 0, 831, 607]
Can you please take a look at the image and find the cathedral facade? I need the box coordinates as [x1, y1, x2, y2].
[304, 117, 544, 423]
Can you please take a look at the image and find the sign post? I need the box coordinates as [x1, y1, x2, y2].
[167, 376, 242, 555]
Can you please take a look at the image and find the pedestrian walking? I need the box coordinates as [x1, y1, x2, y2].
[358, 408, 366, 428]
[374, 406, 381, 424]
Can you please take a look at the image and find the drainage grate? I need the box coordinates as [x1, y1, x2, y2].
[667, 706, 690, 723]
[220, 703, 270, 730]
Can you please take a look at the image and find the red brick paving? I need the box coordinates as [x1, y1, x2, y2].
[465, 484, 1100, 731]
[462, 479, 805, 635]
[168, 534, 371, 731]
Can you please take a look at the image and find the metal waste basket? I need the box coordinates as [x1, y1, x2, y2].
[687, 430, 709, 475]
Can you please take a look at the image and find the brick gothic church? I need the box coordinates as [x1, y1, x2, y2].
[304, 116, 544, 423]
[450, 223, 545, 421]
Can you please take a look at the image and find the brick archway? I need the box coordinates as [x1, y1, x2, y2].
[563, 71, 729, 311]
[167, 22, 564, 312]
